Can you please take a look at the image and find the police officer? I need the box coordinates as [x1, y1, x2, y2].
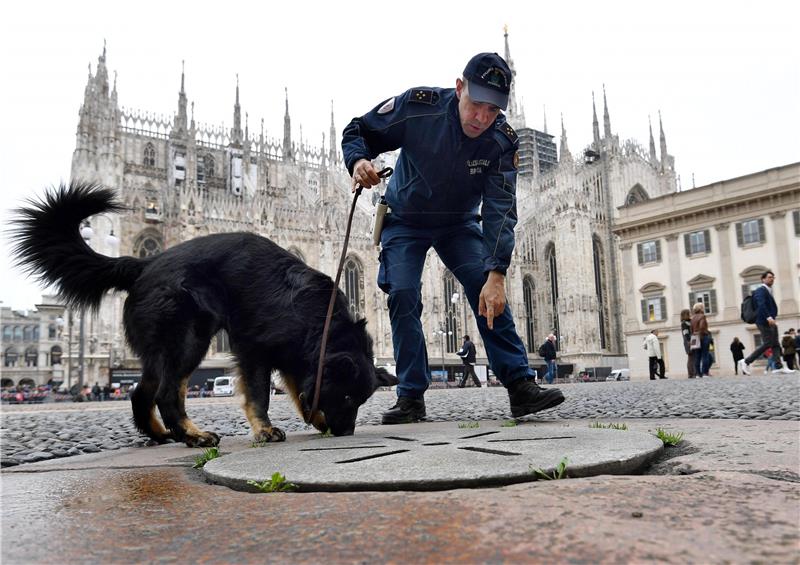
[342, 52, 565, 424]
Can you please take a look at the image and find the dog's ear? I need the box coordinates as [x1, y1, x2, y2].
[323, 353, 358, 381]
[374, 367, 399, 389]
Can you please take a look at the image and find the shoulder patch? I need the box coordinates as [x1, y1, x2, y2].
[410, 89, 440, 105]
[377, 97, 395, 114]
[498, 122, 518, 144]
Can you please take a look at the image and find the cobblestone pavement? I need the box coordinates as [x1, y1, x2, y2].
[2, 374, 798, 467]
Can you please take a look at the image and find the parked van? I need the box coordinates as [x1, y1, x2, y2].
[606, 369, 630, 381]
[213, 375, 237, 396]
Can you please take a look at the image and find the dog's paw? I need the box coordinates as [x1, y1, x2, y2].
[184, 431, 220, 448]
[253, 427, 286, 443]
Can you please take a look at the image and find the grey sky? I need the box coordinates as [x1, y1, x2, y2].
[1, 0, 798, 310]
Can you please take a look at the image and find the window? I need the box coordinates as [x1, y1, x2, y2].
[793, 210, 800, 237]
[25, 347, 37, 367]
[215, 330, 230, 353]
[684, 230, 711, 256]
[523, 276, 536, 353]
[443, 271, 460, 353]
[641, 296, 667, 322]
[133, 231, 164, 258]
[4, 347, 18, 367]
[343, 257, 363, 317]
[735, 218, 765, 246]
[23, 326, 33, 341]
[50, 345, 62, 366]
[13, 327, 22, 341]
[637, 240, 661, 265]
[546, 244, 560, 350]
[174, 152, 186, 187]
[689, 289, 718, 315]
[593, 238, 608, 349]
[741, 282, 761, 300]
[2, 326, 11, 341]
[143, 143, 156, 167]
[204, 155, 215, 178]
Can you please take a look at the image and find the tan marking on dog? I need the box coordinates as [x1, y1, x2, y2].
[179, 417, 205, 437]
[280, 371, 328, 432]
[149, 408, 168, 436]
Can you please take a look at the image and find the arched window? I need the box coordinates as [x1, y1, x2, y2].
[4, 347, 18, 368]
[593, 237, 609, 350]
[50, 345, 62, 366]
[13, 327, 22, 341]
[143, 143, 156, 167]
[343, 257, 364, 317]
[23, 326, 33, 341]
[2, 326, 11, 341]
[48, 324, 57, 339]
[33, 325, 39, 340]
[133, 230, 164, 258]
[25, 347, 37, 367]
[442, 271, 460, 353]
[625, 184, 649, 205]
[546, 243, 560, 350]
[1, 378, 13, 388]
[523, 276, 536, 353]
[204, 154, 215, 178]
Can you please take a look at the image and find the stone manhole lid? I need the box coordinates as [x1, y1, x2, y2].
[203, 421, 663, 492]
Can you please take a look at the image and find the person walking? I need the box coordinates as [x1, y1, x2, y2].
[730, 337, 746, 375]
[539, 334, 558, 384]
[781, 329, 796, 370]
[738, 271, 795, 375]
[343, 52, 565, 423]
[691, 302, 711, 378]
[643, 329, 666, 380]
[680, 309, 696, 378]
[456, 335, 481, 388]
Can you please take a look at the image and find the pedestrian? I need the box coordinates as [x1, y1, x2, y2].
[730, 337, 746, 374]
[342, 52, 565, 423]
[456, 335, 481, 388]
[643, 329, 666, 380]
[538, 334, 558, 384]
[681, 309, 696, 378]
[91, 382, 101, 401]
[764, 348, 777, 374]
[738, 271, 795, 375]
[690, 302, 711, 378]
[707, 337, 716, 374]
[781, 329, 796, 370]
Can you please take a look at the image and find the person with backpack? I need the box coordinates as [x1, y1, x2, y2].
[539, 334, 558, 384]
[690, 302, 711, 378]
[456, 335, 481, 388]
[738, 271, 795, 375]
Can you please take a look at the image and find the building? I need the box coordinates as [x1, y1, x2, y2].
[613, 162, 800, 379]
[53, 29, 691, 385]
[1, 296, 67, 388]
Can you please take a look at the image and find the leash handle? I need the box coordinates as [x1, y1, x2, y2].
[307, 167, 393, 425]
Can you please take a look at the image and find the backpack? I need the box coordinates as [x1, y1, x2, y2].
[538, 342, 547, 356]
[741, 294, 756, 324]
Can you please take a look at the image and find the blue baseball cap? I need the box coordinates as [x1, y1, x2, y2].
[462, 52, 512, 110]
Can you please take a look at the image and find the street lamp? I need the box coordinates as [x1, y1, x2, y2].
[78, 216, 119, 390]
[433, 324, 452, 380]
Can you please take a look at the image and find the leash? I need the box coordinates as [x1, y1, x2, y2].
[305, 166, 393, 425]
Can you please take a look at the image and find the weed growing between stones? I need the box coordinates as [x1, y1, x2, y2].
[531, 456, 569, 480]
[192, 447, 220, 468]
[458, 421, 480, 429]
[320, 429, 334, 438]
[251, 440, 269, 448]
[501, 420, 518, 427]
[248, 473, 298, 493]
[590, 422, 628, 430]
[655, 428, 685, 446]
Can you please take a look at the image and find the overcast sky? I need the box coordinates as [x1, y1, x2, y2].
[1, 0, 798, 310]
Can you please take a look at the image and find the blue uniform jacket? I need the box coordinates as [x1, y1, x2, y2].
[753, 284, 778, 326]
[341, 87, 520, 275]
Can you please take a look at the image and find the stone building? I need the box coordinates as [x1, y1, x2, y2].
[64, 32, 683, 384]
[613, 162, 800, 379]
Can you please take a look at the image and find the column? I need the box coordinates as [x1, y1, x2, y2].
[770, 212, 798, 313]
[619, 242, 638, 332]
[714, 222, 738, 319]
[665, 233, 683, 325]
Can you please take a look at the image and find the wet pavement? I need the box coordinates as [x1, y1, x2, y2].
[2, 417, 798, 564]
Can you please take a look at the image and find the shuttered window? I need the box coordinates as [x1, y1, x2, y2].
[689, 289, 718, 314]
[640, 296, 666, 322]
[637, 240, 661, 265]
[735, 219, 765, 246]
[684, 230, 711, 256]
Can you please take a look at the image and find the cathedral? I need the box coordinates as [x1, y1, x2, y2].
[67, 31, 677, 386]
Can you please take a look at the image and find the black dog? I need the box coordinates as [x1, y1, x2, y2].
[10, 182, 395, 446]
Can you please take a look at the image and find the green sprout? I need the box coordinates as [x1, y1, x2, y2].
[192, 447, 220, 468]
[531, 456, 569, 480]
[590, 422, 628, 430]
[501, 420, 518, 427]
[320, 429, 334, 438]
[458, 421, 480, 429]
[247, 472, 298, 493]
[655, 428, 684, 446]
[251, 440, 269, 448]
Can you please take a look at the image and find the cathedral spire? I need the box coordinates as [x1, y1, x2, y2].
[328, 99, 338, 165]
[283, 87, 293, 161]
[95, 40, 109, 98]
[659, 110, 670, 172]
[592, 91, 600, 148]
[231, 74, 243, 145]
[174, 60, 188, 135]
[560, 114, 572, 163]
[602, 84, 612, 138]
[648, 115, 657, 164]
[502, 25, 525, 129]
[543, 105, 548, 134]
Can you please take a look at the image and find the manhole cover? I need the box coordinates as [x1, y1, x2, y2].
[203, 422, 664, 492]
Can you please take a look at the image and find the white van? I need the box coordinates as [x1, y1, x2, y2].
[606, 369, 630, 381]
[213, 375, 237, 396]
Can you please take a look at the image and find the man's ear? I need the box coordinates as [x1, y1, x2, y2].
[374, 367, 399, 389]
[455, 77, 464, 99]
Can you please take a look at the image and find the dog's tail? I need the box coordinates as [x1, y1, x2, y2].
[9, 181, 145, 311]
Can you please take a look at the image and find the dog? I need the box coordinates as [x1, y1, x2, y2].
[10, 182, 396, 447]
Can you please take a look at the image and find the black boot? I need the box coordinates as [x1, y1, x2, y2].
[507, 379, 565, 418]
[382, 397, 426, 424]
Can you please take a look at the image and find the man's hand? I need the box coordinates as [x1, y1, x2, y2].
[479, 271, 506, 330]
[351, 159, 381, 192]
[768, 318, 777, 327]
